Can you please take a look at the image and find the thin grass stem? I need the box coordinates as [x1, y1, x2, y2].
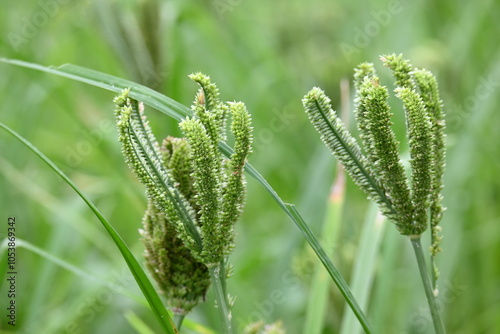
[286, 204, 373, 334]
[431, 255, 438, 291]
[340, 204, 385, 334]
[208, 262, 233, 334]
[173, 314, 185, 332]
[303, 169, 345, 334]
[410, 237, 446, 334]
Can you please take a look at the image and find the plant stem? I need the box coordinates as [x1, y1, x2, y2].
[303, 168, 345, 334]
[340, 204, 385, 334]
[410, 237, 446, 334]
[431, 256, 437, 290]
[286, 204, 373, 334]
[208, 262, 233, 334]
[174, 313, 185, 332]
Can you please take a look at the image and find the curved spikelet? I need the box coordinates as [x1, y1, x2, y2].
[381, 54, 436, 234]
[395, 87, 434, 235]
[189, 72, 228, 144]
[302, 87, 395, 216]
[380, 53, 415, 89]
[114, 89, 202, 251]
[219, 102, 253, 256]
[414, 69, 446, 283]
[161, 137, 198, 211]
[189, 72, 221, 113]
[354, 62, 376, 91]
[358, 77, 414, 232]
[353, 62, 377, 159]
[180, 118, 223, 266]
[414, 69, 446, 229]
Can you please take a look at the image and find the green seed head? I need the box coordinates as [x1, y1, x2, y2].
[141, 200, 210, 315]
[303, 55, 446, 238]
[113, 74, 253, 313]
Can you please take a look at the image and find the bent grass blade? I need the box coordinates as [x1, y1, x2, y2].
[0, 122, 178, 334]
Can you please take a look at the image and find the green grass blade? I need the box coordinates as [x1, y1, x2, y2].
[286, 204, 372, 333]
[0, 122, 178, 334]
[369, 225, 402, 332]
[182, 319, 217, 334]
[124, 310, 157, 334]
[0, 238, 147, 306]
[340, 203, 385, 334]
[303, 169, 345, 334]
[0, 58, 372, 333]
[0, 155, 116, 257]
[0, 58, 190, 121]
[209, 264, 234, 334]
[410, 238, 446, 334]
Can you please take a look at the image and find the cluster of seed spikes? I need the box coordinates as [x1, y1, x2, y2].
[302, 54, 445, 278]
[114, 73, 253, 315]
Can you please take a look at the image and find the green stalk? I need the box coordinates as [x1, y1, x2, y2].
[174, 314, 185, 332]
[431, 254, 438, 291]
[340, 204, 385, 334]
[124, 310, 157, 334]
[410, 237, 446, 334]
[303, 171, 345, 334]
[208, 262, 233, 334]
[286, 204, 373, 334]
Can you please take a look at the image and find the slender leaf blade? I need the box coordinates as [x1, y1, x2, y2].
[285, 204, 372, 333]
[340, 203, 385, 334]
[0, 122, 178, 334]
[0, 58, 191, 121]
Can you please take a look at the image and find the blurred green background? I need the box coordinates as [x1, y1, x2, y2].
[0, 0, 499, 333]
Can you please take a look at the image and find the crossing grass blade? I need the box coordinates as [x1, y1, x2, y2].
[124, 310, 157, 334]
[0, 122, 178, 334]
[0, 238, 147, 305]
[303, 171, 345, 334]
[0, 58, 373, 333]
[340, 203, 386, 334]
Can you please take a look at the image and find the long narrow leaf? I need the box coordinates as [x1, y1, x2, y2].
[0, 238, 147, 305]
[0, 122, 178, 334]
[0, 58, 372, 333]
[124, 310, 157, 334]
[340, 203, 385, 334]
[285, 204, 372, 333]
[303, 170, 345, 334]
[0, 58, 190, 120]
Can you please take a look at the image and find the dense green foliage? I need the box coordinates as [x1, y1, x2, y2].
[1, 0, 499, 333]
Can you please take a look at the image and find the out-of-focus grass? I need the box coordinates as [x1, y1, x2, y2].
[1, 0, 499, 333]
